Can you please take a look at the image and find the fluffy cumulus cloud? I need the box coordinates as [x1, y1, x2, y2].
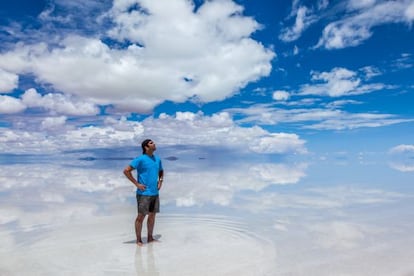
[0, 0, 274, 113]
[0, 0, 411, 157]
[146, 111, 308, 154]
[0, 88, 99, 115]
[40, 116, 67, 130]
[317, 0, 414, 49]
[0, 119, 144, 153]
[0, 110, 307, 154]
[0, 68, 18, 92]
[0, 95, 26, 114]
[21, 88, 99, 116]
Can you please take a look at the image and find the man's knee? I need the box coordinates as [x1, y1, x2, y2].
[136, 214, 145, 222]
[147, 213, 155, 220]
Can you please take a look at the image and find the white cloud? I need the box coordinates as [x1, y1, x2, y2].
[307, 187, 406, 205]
[347, 0, 376, 11]
[406, 1, 414, 21]
[40, 116, 67, 130]
[0, 130, 57, 153]
[392, 53, 414, 70]
[60, 125, 143, 150]
[0, 207, 20, 224]
[279, 6, 313, 42]
[279, 0, 328, 43]
[227, 104, 412, 131]
[0, 110, 307, 154]
[145, 111, 308, 154]
[0, 123, 143, 154]
[272, 90, 290, 101]
[389, 144, 414, 154]
[310, 221, 366, 250]
[389, 162, 414, 173]
[302, 68, 360, 97]
[1, 161, 413, 275]
[0, 158, 306, 211]
[21, 88, 99, 116]
[0, 0, 274, 113]
[238, 186, 406, 213]
[304, 113, 412, 130]
[164, 161, 308, 207]
[0, 164, 125, 195]
[325, 99, 361, 109]
[40, 192, 65, 203]
[0, 68, 18, 92]
[293, 45, 299, 55]
[359, 66, 382, 80]
[38, 4, 71, 24]
[249, 163, 307, 185]
[388, 144, 414, 172]
[0, 95, 26, 114]
[103, 116, 145, 132]
[317, 0, 414, 49]
[299, 67, 386, 97]
[249, 133, 307, 154]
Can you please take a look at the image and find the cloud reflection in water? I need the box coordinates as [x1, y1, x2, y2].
[1, 148, 414, 275]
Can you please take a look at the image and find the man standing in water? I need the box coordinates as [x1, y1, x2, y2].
[123, 139, 164, 246]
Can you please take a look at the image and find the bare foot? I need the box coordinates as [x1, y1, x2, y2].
[147, 236, 159, 243]
[136, 239, 144, 246]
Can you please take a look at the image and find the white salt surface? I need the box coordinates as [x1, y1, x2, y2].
[2, 161, 414, 275]
[0, 214, 276, 276]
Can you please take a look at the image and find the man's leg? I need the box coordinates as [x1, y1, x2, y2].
[135, 213, 146, 246]
[147, 212, 156, 242]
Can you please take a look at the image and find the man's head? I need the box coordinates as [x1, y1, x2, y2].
[141, 139, 156, 154]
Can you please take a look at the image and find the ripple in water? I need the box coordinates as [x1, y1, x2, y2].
[135, 214, 277, 276]
[0, 213, 277, 275]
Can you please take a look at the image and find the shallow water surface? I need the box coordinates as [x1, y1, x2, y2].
[0, 150, 413, 275]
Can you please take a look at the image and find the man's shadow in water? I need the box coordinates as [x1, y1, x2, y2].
[123, 234, 162, 244]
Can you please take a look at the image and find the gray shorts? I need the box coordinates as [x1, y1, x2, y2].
[136, 195, 160, 214]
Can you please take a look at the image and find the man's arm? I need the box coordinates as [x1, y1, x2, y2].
[123, 165, 146, 191]
[158, 170, 164, 190]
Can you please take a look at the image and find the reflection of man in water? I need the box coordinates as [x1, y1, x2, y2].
[123, 139, 164, 246]
[135, 244, 159, 276]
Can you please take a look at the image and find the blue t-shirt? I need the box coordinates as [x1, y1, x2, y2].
[129, 154, 163, 196]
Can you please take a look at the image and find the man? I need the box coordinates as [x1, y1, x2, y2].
[123, 139, 164, 246]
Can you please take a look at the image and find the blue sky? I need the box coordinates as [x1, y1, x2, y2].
[0, 0, 414, 160]
[2, 2, 414, 274]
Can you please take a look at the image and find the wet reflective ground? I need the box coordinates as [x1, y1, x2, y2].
[1, 147, 413, 275]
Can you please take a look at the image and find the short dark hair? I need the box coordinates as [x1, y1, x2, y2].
[141, 139, 152, 154]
